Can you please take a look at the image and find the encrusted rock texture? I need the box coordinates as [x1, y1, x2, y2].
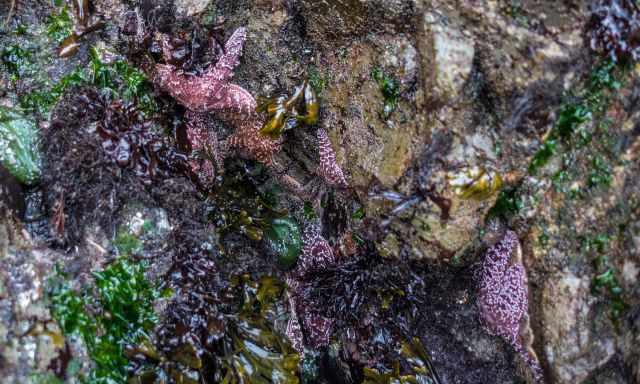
[1, 0, 639, 383]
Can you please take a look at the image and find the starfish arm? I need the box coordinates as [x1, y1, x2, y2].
[316, 128, 348, 187]
[205, 27, 247, 82]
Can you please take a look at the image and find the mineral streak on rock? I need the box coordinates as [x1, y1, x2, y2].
[316, 128, 348, 188]
[285, 223, 337, 351]
[478, 230, 544, 383]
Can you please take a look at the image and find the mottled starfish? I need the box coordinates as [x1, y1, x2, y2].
[285, 222, 337, 352]
[153, 27, 347, 195]
[478, 230, 544, 382]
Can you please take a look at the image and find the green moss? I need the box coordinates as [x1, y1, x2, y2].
[46, 7, 73, 43]
[308, 66, 326, 94]
[371, 67, 400, 119]
[48, 258, 160, 384]
[2, 45, 33, 82]
[0, 107, 42, 184]
[486, 187, 523, 220]
[113, 232, 142, 256]
[587, 155, 613, 189]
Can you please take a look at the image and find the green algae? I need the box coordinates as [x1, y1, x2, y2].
[2, 44, 33, 82]
[113, 231, 142, 255]
[45, 7, 73, 43]
[528, 60, 622, 175]
[578, 231, 628, 322]
[264, 218, 302, 269]
[48, 224, 160, 384]
[49, 257, 160, 384]
[0, 106, 42, 184]
[19, 47, 156, 116]
[372, 67, 400, 119]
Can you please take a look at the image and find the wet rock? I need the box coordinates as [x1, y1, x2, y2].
[540, 270, 616, 383]
[0, 207, 90, 383]
[0, 164, 24, 219]
[423, 11, 475, 103]
[174, 0, 212, 17]
[315, 34, 426, 189]
[300, 0, 416, 43]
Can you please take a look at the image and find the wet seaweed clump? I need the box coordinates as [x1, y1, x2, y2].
[129, 253, 299, 383]
[587, 0, 640, 62]
[43, 87, 165, 245]
[98, 99, 184, 184]
[300, 246, 441, 382]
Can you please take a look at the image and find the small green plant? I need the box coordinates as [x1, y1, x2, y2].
[372, 67, 400, 118]
[352, 207, 365, 220]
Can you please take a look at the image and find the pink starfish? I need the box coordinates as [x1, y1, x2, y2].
[478, 230, 544, 382]
[154, 28, 284, 185]
[154, 27, 348, 197]
[285, 223, 337, 351]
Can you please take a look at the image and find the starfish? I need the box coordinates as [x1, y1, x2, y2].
[154, 28, 286, 184]
[154, 27, 348, 197]
[285, 223, 337, 351]
[477, 230, 544, 382]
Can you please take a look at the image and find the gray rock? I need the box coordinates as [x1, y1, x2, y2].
[540, 270, 616, 383]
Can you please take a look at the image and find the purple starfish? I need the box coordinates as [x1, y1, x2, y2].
[285, 223, 337, 351]
[478, 230, 544, 382]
